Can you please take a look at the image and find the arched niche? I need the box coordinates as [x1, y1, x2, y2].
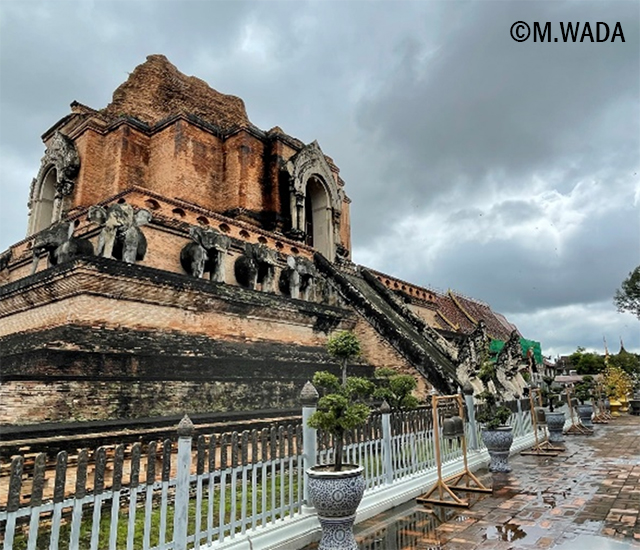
[284, 141, 344, 260]
[304, 176, 333, 258]
[33, 167, 57, 233]
[27, 131, 80, 236]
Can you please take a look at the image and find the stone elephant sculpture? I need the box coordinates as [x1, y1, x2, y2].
[279, 255, 317, 300]
[30, 221, 94, 274]
[88, 203, 151, 263]
[234, 243, 278, 291]
[180, 226, 231, 282]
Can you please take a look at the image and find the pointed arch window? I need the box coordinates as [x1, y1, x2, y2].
[34, 167, 57, 233]
[304, 176, 331, 257]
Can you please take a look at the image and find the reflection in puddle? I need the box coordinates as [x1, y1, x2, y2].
[482, 522, 550, 543]
[358, 508, 444, 550]
[483, 522, 528, 542]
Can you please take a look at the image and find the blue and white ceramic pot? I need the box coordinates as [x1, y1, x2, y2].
[545, 411, 566, 443]
[307, 464, 365, 550]
[576, 404, 594, 428]
[481, 426, 513, 473]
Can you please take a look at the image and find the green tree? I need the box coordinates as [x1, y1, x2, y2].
[373, 367, 419, 411]
[574, 375, 595, 405]
[569, 347, 605, 375]
[326, 330, 362, 385]
[614, 265, 640, 319]
[308, 331, 372, 471]
[608, 348, 640, 378]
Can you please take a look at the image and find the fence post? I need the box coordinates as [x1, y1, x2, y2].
[462, 383, 478, 451]
[516, 397, 524, 437]
[380, 400, 394, 485]
[173, 415, 194, 550]
[300, 381, 319, 510]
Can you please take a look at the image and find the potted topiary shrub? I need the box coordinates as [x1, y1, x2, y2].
[373, 367, 419, 412]
[473, 352, 514, 472]
[574, 375, 595, 429]
[542, 375, 566, 444]
[307, 331, 374, 550]
[476, 389, 514, 472]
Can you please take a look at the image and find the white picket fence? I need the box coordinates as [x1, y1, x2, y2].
[0, 396, 536, 550]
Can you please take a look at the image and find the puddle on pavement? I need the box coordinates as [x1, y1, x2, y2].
[550, 534, 635, 549]
[483, 522, 548, 543]
[356, 507, 445, 550]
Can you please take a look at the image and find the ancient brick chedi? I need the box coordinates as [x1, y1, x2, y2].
[0, 55, 529, 425]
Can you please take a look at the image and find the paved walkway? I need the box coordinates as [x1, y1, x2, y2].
[317, 414, 640, 549]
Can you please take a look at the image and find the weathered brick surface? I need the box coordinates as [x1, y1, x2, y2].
[103, 54, 250, 130]
[2, 187, 317, 284]
[0, 325, 376, 424]
[0, 258, 419, 424]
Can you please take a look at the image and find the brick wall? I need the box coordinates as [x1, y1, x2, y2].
[0, 258, 425, 424]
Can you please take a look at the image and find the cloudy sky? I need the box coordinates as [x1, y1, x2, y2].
[1, 0, 638, 357]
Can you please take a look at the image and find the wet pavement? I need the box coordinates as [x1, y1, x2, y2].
[308, 414, 640, 549]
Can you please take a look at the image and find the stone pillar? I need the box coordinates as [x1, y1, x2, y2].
[462, 383, 478, 451]
[173, 415, 193, 550]
[380, 400, 394, 485]
[300, 381, 319, 510]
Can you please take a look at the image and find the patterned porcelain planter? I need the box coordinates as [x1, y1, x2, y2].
[576, 404, 594, 428]
[545, 411, 566, 444]
[307, 464, 366, 550]
[481, 427, 513, 473]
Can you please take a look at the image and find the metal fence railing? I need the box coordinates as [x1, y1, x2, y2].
[1, 397, 536, 550]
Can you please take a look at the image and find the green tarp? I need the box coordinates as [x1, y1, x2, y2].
[489, 338, 543, 365]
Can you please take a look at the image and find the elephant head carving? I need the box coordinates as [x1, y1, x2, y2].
[30, 221, 94, 274]
[88, 203, 151, 264]
[234, 243, 278, 291]
[180, 226, 231, 282]
[0, 249, 12, 272]
[279, 255, 317, 300]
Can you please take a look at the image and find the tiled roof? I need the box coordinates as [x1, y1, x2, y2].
[431, 292, 476, 333]
[362, 266, 525, 343]
[449, 292, 513, 341]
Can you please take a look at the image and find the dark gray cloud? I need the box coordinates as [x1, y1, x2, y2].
[0, 0, 638, 357]
[350, 1, 639, 237]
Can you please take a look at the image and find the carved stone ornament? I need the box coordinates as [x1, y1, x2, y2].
[88, 203, 152, 264]
[0, 249, 12, 272]
[284, 141, 342, 216]
[279, 255, 317, 300]
[234, 242, 278, 292]
[29, 132, 81, 205]
[177, 414, 194, 437]
[300, 381, 319, 406]
[180, 226, 230, 281]
[335, 243, 349, 259]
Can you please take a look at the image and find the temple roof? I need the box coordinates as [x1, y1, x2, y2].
[102, 54, 250, 131]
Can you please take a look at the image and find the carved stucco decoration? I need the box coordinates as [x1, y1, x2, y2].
[283, 141, 345, 259]
[180, 226, 230, 282]
[284, 141, 342, 212]
[495, 330, 528, 399]
[278, 255, 317, 300]
[234, 242, 278, 292]
[27, 132, 81, 235]
[88, 203, 152, 264]
[457, 322, 527, 400]
[28, 132, 80, 206]
[0, 249, 12, 272]
[456, 321, 489, 395]
[496, 330, 525, 379]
